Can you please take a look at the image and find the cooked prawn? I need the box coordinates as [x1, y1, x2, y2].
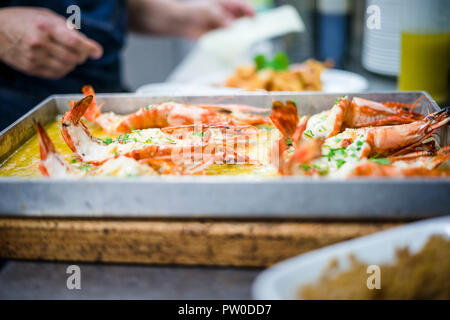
[349, 149, 450, 178]
[75, 85, 271, 134]
[62, 96, 254, 165]
[363, 107, 450, 157]
[270, 98, 450, 177]
[36, 121, 156, 178]
[303, 96, 424, 139]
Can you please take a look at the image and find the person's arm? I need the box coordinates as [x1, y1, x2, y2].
[0, 7, 103, 79]
[128, 0, 254, 39]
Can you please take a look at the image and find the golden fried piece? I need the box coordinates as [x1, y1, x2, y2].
[299, 235, 450, 300]
[226, 59, 332, 92]
[270, 71, 303, 91]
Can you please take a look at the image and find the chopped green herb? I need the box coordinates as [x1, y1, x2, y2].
[370, 157, 390, 165]
[336, 159, 346, 169]
[145, 105, 149, 110]
[304, 130, 314, 138]
[78, 164, 90, 171]
[334, 95, 347, 105]
[192, 131, 205, 137]
[322, 147, 347, 159]
[356, 140, 363, 147]
[291, 99, 298, 105]
[119, 133, 130, 143]
[102, 138, 113, 145]
[300, 163, 311, 171]
[285, 137, 292, 146]
[114, 151, 120, 157]
[71, 158, 78, 163]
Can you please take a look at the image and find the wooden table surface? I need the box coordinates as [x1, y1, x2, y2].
[0, 218, 402, 267]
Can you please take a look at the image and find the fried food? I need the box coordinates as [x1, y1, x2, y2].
[226, 58, 331, 91]
[299, 235, 450, 299]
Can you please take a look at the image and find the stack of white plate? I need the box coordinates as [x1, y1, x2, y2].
[362, 0, 403, 76]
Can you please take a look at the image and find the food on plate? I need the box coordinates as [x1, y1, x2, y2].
[225, 53, 332, 91]
[299, 235, 450, 299]
[0, 87, 449, 178]
[271, 97, 450, 177]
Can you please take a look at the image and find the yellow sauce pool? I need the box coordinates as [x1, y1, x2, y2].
[0, 120, 278, 178]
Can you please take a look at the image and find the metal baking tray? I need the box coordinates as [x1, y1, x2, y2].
[0, 91, 449, 219]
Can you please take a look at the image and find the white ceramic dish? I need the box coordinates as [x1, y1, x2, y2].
[252, 216, 450, 299]
[180, 68, 369, 93]
[136, 83, 242, 95]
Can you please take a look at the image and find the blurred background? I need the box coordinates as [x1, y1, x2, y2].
[122, 0, 449, 104]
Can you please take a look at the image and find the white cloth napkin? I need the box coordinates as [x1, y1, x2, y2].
[168, 5, 304, 83]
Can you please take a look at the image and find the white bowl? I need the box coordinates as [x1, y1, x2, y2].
[252, 216, 450, 300]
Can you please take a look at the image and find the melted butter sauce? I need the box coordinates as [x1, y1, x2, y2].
[0, 120, 278, 178]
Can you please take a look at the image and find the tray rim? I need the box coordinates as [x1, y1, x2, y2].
[0, 90, 445, 183]
[1, 91, 449, 218]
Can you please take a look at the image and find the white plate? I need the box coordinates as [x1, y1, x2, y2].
[136, 82, 243, 95]
[252, 216, 450, 300]
[184, 68, 369, 93]
[320, 69, 369, 93]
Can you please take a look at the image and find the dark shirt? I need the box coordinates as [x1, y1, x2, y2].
[0, 0, 127, 130]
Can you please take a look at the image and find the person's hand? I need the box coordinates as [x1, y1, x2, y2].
[0, 7, 103, 79]
[178, 0, 255, 39]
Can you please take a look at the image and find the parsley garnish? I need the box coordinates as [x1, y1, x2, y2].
[336, 159, 346, 169]
[334, 95, 347, 105]
[304, 130, 314, 138]
[118, 133, 130, 143]
[322, 147, 347, 160]
[300, 163, 311, 171]
[370, 157, 390, 165]
[78, 164, 90, 171]
[254, 52, 290, 71]
[312, 164, 329, 176]
[192, 131, 205, 137]
[102, 138, 113, 145]
[285, 138, 293, 146]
